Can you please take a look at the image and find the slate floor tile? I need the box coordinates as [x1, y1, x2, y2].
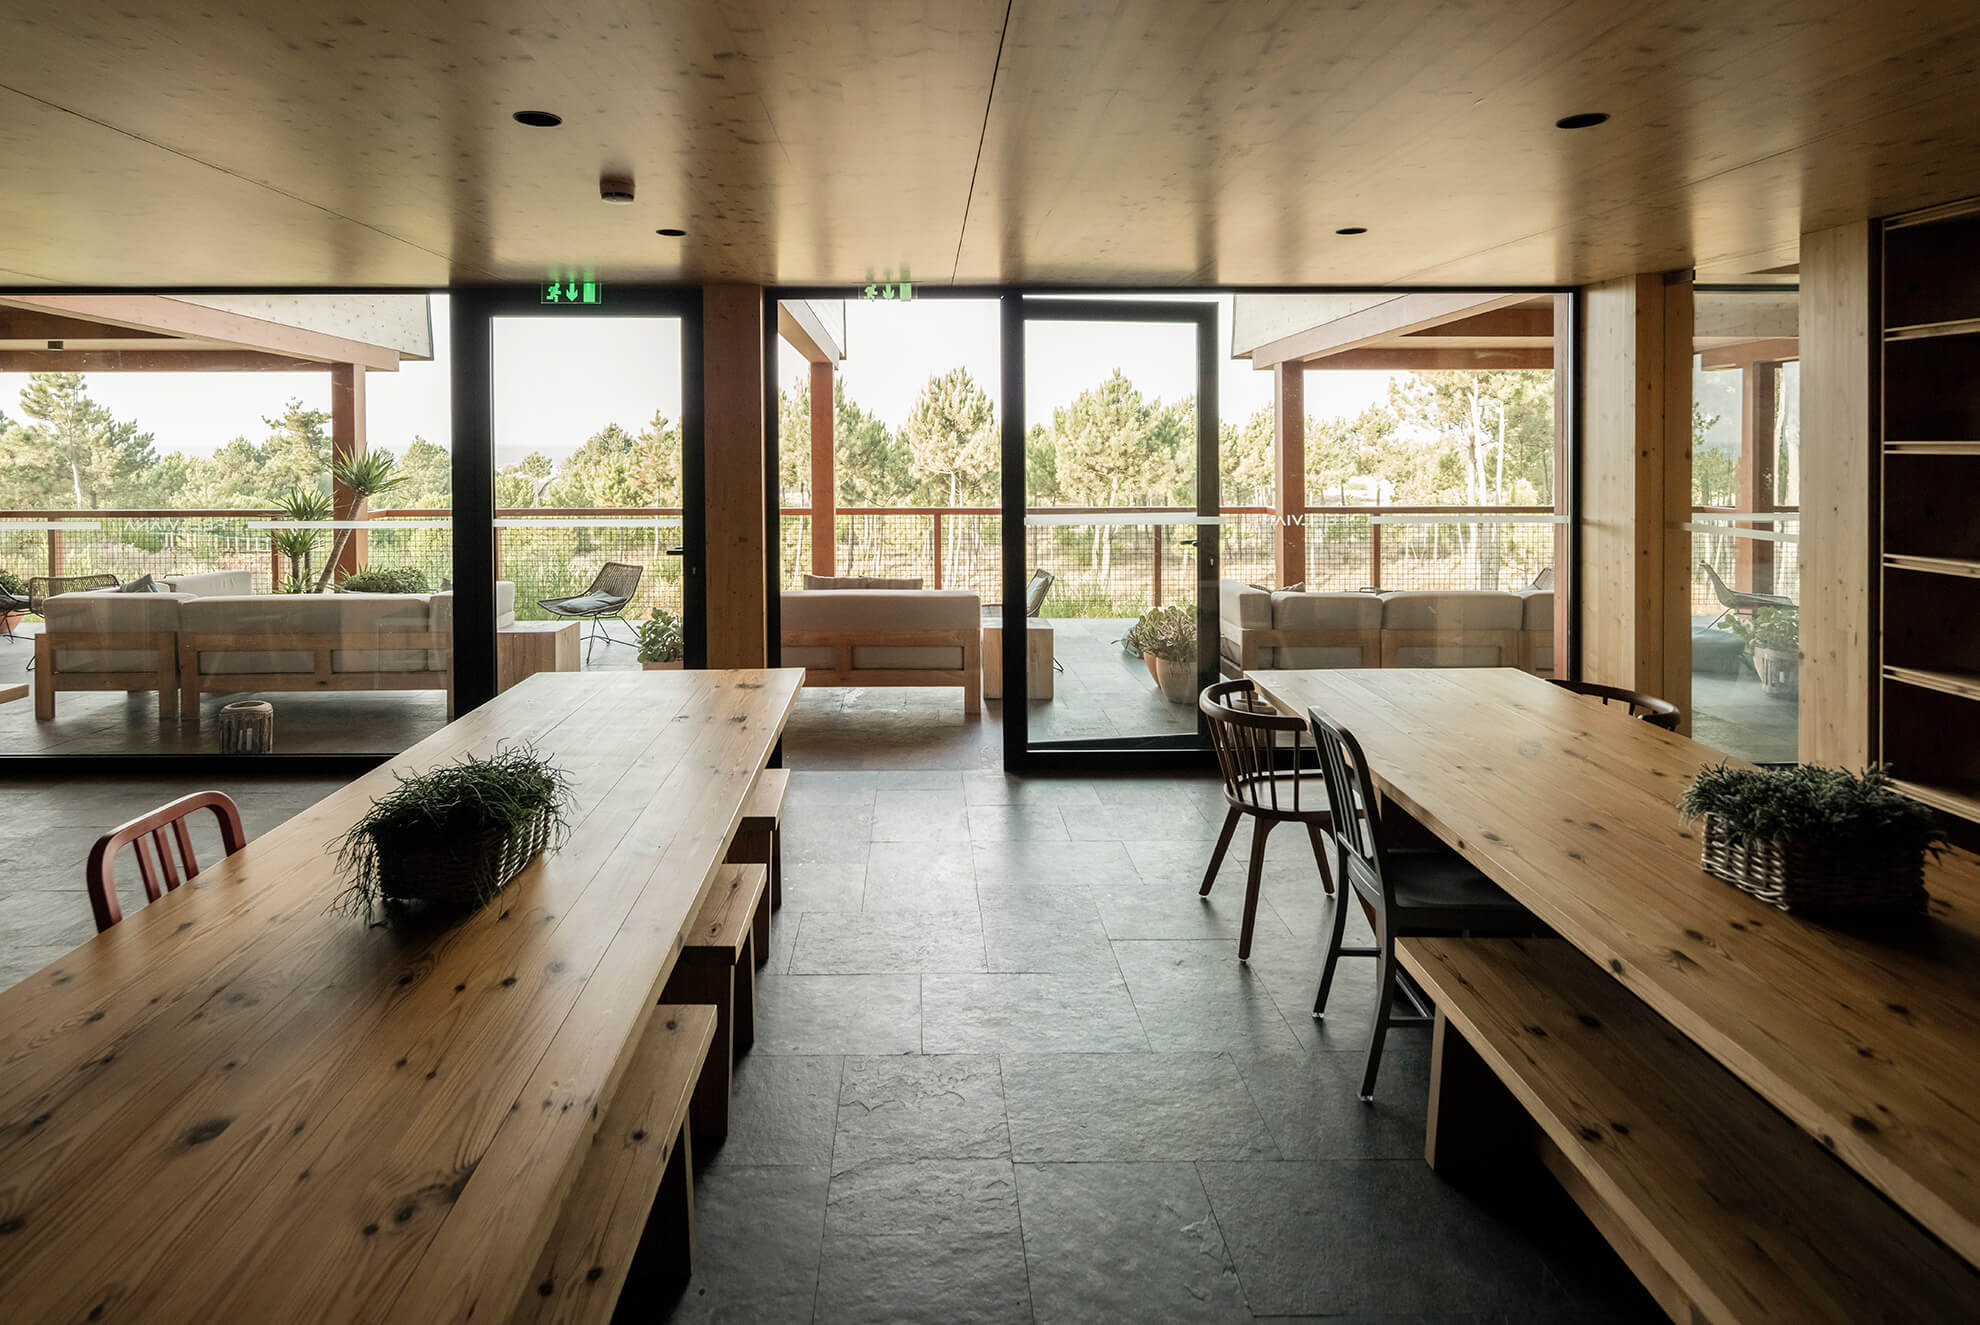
[863, 841, 978, 911]
[778, 859, 867, 912]
[754, 974, 922, 1055]
[966, 804, 1071, 841]
[921, 972, 1149, 1053]
[1003, 1052, 1278, 1161]
[970, 839, 1142, 888]
[1064, 803, 1224, 842]
[1015, 1162, 1250, 1324]
[789, 909, 987, 974]
[1235, 1044, 1430, 1160]
[825, 1156, 1019, 1237]
[1113, 940, 1305, 1054]
[662, 1161, 828, 1325]
[813, 1230, 1032, 1325]
[872, 789, 972, 841]
[1091, 882, 1296, 944]
[962, 773, 1103, 808]
[833, 1055, 1010, 1169]
[709, 1053, 843, 1166]
[977, 886, 1117, 973]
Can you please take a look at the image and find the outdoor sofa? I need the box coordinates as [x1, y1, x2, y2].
[1218, 579, 1553, 676]
[779, 585, 982, 713]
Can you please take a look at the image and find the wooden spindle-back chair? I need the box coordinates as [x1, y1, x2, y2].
[1548, 678, 1681, 730]
[85, 791, 248, 932]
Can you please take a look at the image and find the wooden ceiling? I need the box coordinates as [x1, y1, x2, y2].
[2, 1, 1978, 288]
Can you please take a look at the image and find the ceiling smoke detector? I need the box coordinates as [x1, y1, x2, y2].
[600, 175, 636, 205]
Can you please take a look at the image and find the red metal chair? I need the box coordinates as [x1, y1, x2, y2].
[86, 791, 248, 932]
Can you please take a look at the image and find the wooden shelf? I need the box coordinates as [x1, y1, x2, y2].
[1886, 316, 1980, 342]
[1885, 665, 1980, 703]
[1886, 440, 1980, 455]
[1890, 776, 1980, 823]
[1885, 553, 1980, 579]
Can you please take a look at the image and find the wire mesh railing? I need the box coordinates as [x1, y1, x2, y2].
[1688, 511, 1800, 618]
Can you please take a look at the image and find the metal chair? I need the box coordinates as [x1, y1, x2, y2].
[0, 585, 27, 642]
[1024, 569, 1054, 617]
[86, 791, 248, 932]
[1699, 561, 1794, 629]
[1199, 679, 1334, 961]
[1306, 705, 1539, 1101]
[1548, 678, 1681, 730]
[538, 561, 644, 663]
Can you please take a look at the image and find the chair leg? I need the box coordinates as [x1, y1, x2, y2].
[1200, 807, 1242, 896]
[1359, 928, 1399, 1103]
[1237, 816, 1275, 962]
[1312, 876, 1353, 1018]
[1303, 820, 1335, 896]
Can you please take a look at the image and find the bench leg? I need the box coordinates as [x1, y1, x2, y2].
[733, 934, 756, 1053]
[663, 959, 732, 1139]
[752, 874, 772, 969]
[770, 825, 782, 911]
[1424, 1011, 1525, 1176]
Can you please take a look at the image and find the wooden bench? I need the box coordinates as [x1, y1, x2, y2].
[511, 1004, 716, 1325]
[662, 863, 768, 1138]
[1400, 936, 1980, 1324]
[726, 766, 788, 914]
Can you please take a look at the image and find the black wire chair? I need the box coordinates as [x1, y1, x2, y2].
[538, 562, 644, 664]
[14, 574, 118, 658]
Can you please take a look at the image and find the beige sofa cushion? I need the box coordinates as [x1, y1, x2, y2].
[1272, 591, 1382, 668]
[1218, 579, 1274, 668]
[163, 570, 253, 596]
[181, 594, 434, 674]
[45, 589, 189, 672]
[781, 590, 979, 671]
[1382, 591, 1524, 666]
[803, 574, 923, 590]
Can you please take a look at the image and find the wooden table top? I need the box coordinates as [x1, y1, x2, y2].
[1250, 667, 1980, 1266]
[0, 668, 802, 1324]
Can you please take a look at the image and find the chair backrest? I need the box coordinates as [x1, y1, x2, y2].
[1200, 679, 1322, 815]
[28, 573, 118, 612]
[586, 561, 644, 605]
[1024, 569, 1054, 617]
[1548, 678, 1681, 730]
[1698, 561, 1739, 610]
[86, 791, 248, 932]
[1305, 706, 1394, 921]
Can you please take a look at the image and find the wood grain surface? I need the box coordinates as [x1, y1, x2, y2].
[0, 668, 801, 1324]
[1250, 666, 1980, 1266]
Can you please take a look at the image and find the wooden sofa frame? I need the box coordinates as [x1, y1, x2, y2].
[1378, 627, 1524, 669]
[34, 630, 180, 721]
[178, 630, 455, 721]
[1222, 627, 1382, 675]
[782, 626, 982, 714]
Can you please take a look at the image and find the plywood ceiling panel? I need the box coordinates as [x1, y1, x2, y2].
[0, 1, 1978, 287]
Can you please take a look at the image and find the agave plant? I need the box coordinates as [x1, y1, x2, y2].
[311, 452, 409, 593]
[271, 487, 332, 591]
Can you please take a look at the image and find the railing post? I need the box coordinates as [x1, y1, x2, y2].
[48, 520, 63, 579]
[493, 525, 504, 583]
[1151, 526, 1163, 606]
[932, 511, 944, 589]
[269, 539, 283, 591]
[1368, 520, 1382, 591]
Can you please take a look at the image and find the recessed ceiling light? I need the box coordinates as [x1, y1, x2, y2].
[656, 228, 687, 238]
[1555, 112, 1610, 129]
[512, 110, 562, 128]
[1335, 226, 1368, 236]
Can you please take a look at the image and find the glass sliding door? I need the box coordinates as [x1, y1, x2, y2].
[1005, 298, 1219, 766]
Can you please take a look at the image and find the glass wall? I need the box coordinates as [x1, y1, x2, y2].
[1688, 287, 1800, 764]
[0, 292, 453, 756]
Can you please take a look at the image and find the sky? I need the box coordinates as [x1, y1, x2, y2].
[0, 291, 1406, 470]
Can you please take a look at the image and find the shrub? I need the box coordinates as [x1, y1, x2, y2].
[1121, 603, 1196, 664]
[635, 607, 685, 663]
[1678, 762, 1946, 858]
[0, 567, 27, 597]
[339, 566, 432, 594]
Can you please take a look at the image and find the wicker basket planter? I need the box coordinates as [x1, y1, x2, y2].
[1698, 813, 1930, 916]
[370, 807, 555, 911]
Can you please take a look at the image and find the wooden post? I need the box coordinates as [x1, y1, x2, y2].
[269, 543, 283, 591]
[330, 363, 367, 579]
[931, 511, 944, 589]
[1151, 526, 1164, 606]
[702, 286, 768, 668]
[1736, 360, 1780, 595]
[47, 522, 63, 578]
[1273, 363, 1305, 587]
[809, 360, 835, 577]
[1368, 521, 1382, 590]
[492, 525, 504, 583]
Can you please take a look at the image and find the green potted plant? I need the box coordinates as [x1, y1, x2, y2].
[334, 744, 574, 918]
[1123, 603, 1198, 703]
[0, 567, 28, 634]
[636, 606, 685, 670]
[1718, 606, 1798, 697]
[310, 452, 409, 592]
[271, 487, 331, 593]
[337, 565, 432, 594]
[1677, 763, 1944, 916]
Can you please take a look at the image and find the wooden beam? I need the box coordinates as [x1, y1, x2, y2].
[1273, 363, 1304, 586]
[1303, 347, 1553, 371]
[704, 285, 768, 668]
[0, 351, 326, 372]
[0, 295, 401, 371]
[1735, 361, 1780, 594]
[809, 360, 835, 577]
[330, 364, 366, 579]
[1799, 221, 1879, 768]
[776, 300, 843, 364]
[0, 310, 170, 341]
[1250, 292, 1528, 368]
[1552, 292, 1572, 671]
[1698, 338, 1799, 370]
[1400, 307, 1554, 339]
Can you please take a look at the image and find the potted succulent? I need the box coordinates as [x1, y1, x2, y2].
[1718, 606, 1798, 697]
[1677, 763, 1945, 916]
[337, 565, 432, 594]
[1123, 603, 1198, 703]
[0, 567, 28, 634]
[636, 607, 685, 669]
[334, 743, 574, 918]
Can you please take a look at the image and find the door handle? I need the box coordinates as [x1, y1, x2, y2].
[1179, 538, 1197, 547]
[666, 546, 685, 557]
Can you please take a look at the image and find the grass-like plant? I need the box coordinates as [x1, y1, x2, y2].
[311, 452, 409, 592]
[0, 567, 27, 598]
[1717, 605, 1799, 655]
[1678, 762, 1946, 858]
[334, 743, 574, 916]
[635, 606, 685, 663]
[271, 487, 331, 591]
[1122, 603, 1196, 663]
[338, 565, 432, 594]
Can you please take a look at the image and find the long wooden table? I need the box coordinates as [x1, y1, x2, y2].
[1250, 667, 1980, 1267]
[0, 668, 802, 1324]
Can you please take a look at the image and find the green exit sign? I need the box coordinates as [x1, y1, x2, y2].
[542, 280, 602, 306]
[860, 280, 913, 302]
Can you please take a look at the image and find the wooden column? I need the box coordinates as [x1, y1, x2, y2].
[810, 359, 835, 577]
[1273, 362, 1305, 586]
[330, 362, 367, 578]
[1736, 360, 1779, 594]
[1576, 272, 1693, 727]
[704, 286, 768, 668]
[1799, 221, 1879, 767]
[1551, 292, 1573, 672]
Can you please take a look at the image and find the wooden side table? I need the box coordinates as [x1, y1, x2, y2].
[981, 617, 1053, 701]
[498, 620, 581, 693]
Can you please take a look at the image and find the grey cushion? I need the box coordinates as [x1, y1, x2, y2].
[1272, 590, 1382, 668]
[119, 574, 160, 593]
[548, 591, 623, 614]
[803, 574, 924, 590]
[1219, 579, 1275, 668]
[162, 570, 252, 597]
